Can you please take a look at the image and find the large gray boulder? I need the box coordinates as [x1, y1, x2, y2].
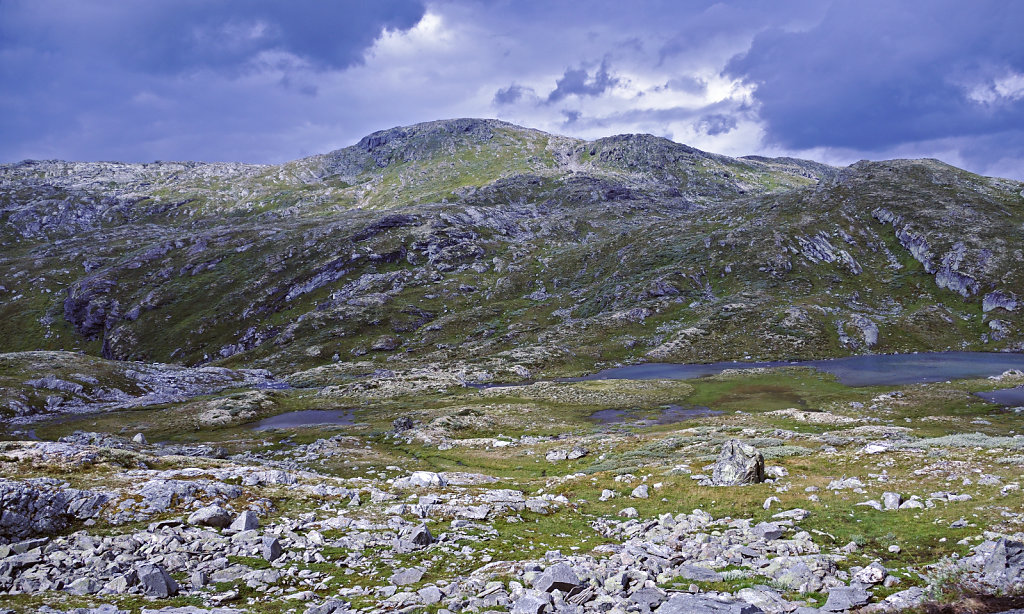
[393, 471, 448, 489]
[657, 594, 764, 614]
[228, 510, 259, 532]
[400, 523, 433, 547]
[391, 567, 425, 586]
[511, 590, 553, 614]
[983, 538, 1024, 581]
[821, 586, 870, 612]
[261, 535, 283, 562]
[533, 563, 580, 593]
[136, 563, 178, 598]
[187, 505, 232, 528]
[711, 439, 765, 486]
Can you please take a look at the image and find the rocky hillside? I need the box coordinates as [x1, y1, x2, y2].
[1, 118, 1022, 381]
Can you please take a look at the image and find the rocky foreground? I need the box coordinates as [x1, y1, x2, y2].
[2, 373, 1024, 614]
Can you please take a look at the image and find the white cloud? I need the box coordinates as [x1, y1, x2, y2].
[967, 71, 1024, 105]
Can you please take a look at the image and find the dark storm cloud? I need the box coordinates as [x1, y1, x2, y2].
[493, 84, 533, 105]
[546, 59, 619, 103]
[695, 114, 737, 136]
[725, 0, 1024, 151]
[0, 0, 425, 162]
[0, 0, 426, 75]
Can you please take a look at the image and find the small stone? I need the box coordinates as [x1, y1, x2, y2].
[132, 432, 147, 444]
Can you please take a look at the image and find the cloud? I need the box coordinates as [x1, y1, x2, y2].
[493, 83, 534, 105]
[695, 114, 737, 136]
[561, 109, 582, 125]
[0, 0, 426, 75]
[0, 0, 1020, 180]
[724, 0, 1024, 152]
[546, 59, 619, 103]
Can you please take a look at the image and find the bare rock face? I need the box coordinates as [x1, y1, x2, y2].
[710, 439, 765, 486]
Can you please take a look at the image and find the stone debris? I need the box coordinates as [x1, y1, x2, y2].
[0, 429, 1020, 613]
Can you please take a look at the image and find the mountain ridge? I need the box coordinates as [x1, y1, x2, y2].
[1, 118, 1022, 401]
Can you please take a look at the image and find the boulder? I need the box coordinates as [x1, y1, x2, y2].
[983, 538, 1024, 580]
[853, 562, 887, 585]
[136, 563, 178, 598]
[754, 522, 785, 541]
[400, 523, 433, 548]
[881, 492, 901, 510]
[533, 563, 580, 593]
[392, 416, 414, 432]
[261, 535, 283, 562]
[393, 471, 448, 489]
[657, 594, 764, 614]
[187, 505, 232, 528]
[821, 587, 870, 612]
[391, 567, 425, 586]
[511, 590, 553, 614]
[711, 439, 765, 486]
[678, 565, 724, 582]
[229, 510, 259, 532]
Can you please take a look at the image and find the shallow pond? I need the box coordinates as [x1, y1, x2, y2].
[249, 409, 355, 431]
[590, 404, 722, 426]
[975, 386, 1024, 407]
[567, 351, 1024, 387]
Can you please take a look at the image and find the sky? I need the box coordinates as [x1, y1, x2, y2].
[1, 0, 1023, 179]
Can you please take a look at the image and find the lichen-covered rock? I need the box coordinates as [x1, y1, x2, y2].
[710, 439, 765, 486]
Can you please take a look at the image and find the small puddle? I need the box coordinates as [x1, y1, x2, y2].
[975, 386, 1024, 407]
[590, 404, 721, 426]
[248, 409, 355, 431]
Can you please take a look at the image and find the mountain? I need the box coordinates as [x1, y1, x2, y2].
[1, 118, 1022, 381]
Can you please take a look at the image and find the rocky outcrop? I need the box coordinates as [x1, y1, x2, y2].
[983, 291, 1019, 313]
[0, 479, 110, 543]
